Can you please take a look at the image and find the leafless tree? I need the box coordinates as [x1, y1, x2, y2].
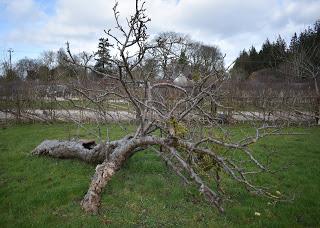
[151, 31, 190, 80]
[32, 0, 289, 214]
[285, 40, 320, 124]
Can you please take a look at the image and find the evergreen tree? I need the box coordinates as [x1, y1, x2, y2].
[259, 39, 274, 67]
[231, 19, 319, 80]
[289, 32, 298, 53]
[233, 49, 250, 76]
[178, 50, 188, 65]
[177, 50, 188, 72]
[94, 38, 112, 74]
[272, 35, 287, 66]
[248, 46, 259, 73]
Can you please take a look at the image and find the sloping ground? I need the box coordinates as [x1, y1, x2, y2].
[249, 68, 285, 83]
[247, 68, 316, 90]
[0, 123, 319, 227]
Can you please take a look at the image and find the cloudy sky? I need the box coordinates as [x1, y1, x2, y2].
[0, 0, 319, 66]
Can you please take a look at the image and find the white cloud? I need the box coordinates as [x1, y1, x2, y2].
[273, 0, 320, 25]
[1, 0, 46, 22]
[1, 0, 319, 65]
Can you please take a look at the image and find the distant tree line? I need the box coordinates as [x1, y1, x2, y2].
[0, 31, 224, 85]
[0, 49, 95, 83]
[232, 19, 320, 80]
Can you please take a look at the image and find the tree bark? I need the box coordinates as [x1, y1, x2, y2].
[80, 141, 135, 213]
[32, 139, 131, 214]
[32, 136, 225, 214]
[32, 136, 170, 214]
[80, 161, 117, 213]
[32, 140, 106, 163]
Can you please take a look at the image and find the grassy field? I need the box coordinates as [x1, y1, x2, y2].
[0, 123, 319, 227]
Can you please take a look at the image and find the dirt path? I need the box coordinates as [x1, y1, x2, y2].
[0, 109, 315, 123]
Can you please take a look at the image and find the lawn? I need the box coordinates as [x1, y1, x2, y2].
[0, 123, 319, 227]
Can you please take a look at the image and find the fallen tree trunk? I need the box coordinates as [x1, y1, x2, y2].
[32, 137, 131, 164]
[32, 136, 224, 213]
[32, 136, 184, 214]
[80, 136, 177, 213]
[32, 140, 105, 163]
[80, 161, 117, 213]
[32, 131, 279, 214]
[32, 138, 137, 213]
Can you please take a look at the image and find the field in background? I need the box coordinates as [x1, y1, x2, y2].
[0, 123, 319, 227]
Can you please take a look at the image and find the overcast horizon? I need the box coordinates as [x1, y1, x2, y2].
[0, 0, 319, 66]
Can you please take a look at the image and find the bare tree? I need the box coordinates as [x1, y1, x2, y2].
[32, 0, 288, 214]
[286, 40, 320, 124]
[151, 31, 190, 80]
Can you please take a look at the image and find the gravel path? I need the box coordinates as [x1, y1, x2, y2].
[0, 109, 315, 122]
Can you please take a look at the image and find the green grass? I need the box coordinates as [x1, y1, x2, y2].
[0, 123, 319, 227]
